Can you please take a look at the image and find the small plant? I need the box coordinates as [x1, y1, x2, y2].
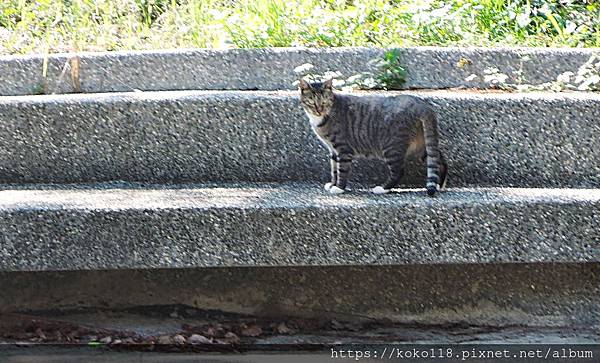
[347, 49, 407, 90]
[134, 0, 173, 26]
[293, 50, 407, 91]
[292, 63, 345, 88]
[372, 49, 408, 90]
[483, 67, 510, 89]
[465, 54, 600, 93]
[566, 54, 600, 91]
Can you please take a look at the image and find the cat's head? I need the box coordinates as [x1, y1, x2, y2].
[299, 78, 334, 117]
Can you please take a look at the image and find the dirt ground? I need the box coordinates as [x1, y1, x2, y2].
[1, 305, 599, 354]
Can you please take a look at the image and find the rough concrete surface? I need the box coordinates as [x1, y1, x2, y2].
[0, 47, 598, 95]
[0, 90, 598, 187]
[0, 183, 598, 271]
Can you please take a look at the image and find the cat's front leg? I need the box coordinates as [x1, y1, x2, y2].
[330, 151, 353, 194]
[324, 153, 338, 191]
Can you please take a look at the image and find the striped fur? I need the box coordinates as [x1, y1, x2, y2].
[299, 79, 447, 196]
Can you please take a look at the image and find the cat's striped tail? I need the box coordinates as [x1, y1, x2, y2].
[422, 114, 448, 196]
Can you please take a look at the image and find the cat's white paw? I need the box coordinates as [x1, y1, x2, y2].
[328, 186, 345, 195]
[372, 186, 390, 194]
[324, 182, 334, 191]
[440, 177, 448, 191]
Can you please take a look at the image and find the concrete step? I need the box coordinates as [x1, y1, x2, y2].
[0, 47, 595, 95]
[0, 90, 598, 187]
[0, 183, 598, 272]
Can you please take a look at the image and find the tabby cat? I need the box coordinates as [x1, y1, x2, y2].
[299, 78, 447, 196]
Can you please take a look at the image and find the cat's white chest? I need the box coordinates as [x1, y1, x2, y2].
[305, 111, 334, 153]
[304, 111, 324, 128]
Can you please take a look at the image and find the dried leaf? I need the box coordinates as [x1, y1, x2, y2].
[275, 322, 294, 335]
[240, 324, 262, 337]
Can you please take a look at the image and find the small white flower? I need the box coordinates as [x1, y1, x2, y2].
[483, 67, 500, 75]
[323, 70, 343, 78]
[332, 79, 345, 87]
[346, 74, 363, 83]
[360, 77, 377, 89]
[293, 63, 314, 74]
[564, 21, 577, 35]
[578, 75, 600, 91]
[556, 71, 574, 84]
[516, 11, 531, 28]
[465, 74, 478, 82]
[484, 73, 509, 85]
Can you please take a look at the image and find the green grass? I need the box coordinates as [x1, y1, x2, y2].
[1, 0, 599, 55]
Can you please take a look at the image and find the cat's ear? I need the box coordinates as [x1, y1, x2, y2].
[299, 79, 311, 91]
[323, 78, 334, 89]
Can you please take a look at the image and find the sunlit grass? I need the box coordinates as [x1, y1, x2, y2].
[1, 0, 599, 55]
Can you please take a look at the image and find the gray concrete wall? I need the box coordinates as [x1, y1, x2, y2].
[0, 47, 597, 95]
[2, 264, 599, 327]
[0, 90, 598, 187]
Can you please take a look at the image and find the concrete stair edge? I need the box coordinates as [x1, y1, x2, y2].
[0, 90, 598, 187]
[0, 183, 598, 271]
[1, 46, 597, 95]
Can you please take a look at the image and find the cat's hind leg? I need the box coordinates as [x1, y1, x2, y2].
[373, 147, 406, 194]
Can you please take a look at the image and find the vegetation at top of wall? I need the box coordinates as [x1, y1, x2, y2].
[294, 49, 407, 90]
[467, 53, 600, 92]
[0, 0, 599, 55]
